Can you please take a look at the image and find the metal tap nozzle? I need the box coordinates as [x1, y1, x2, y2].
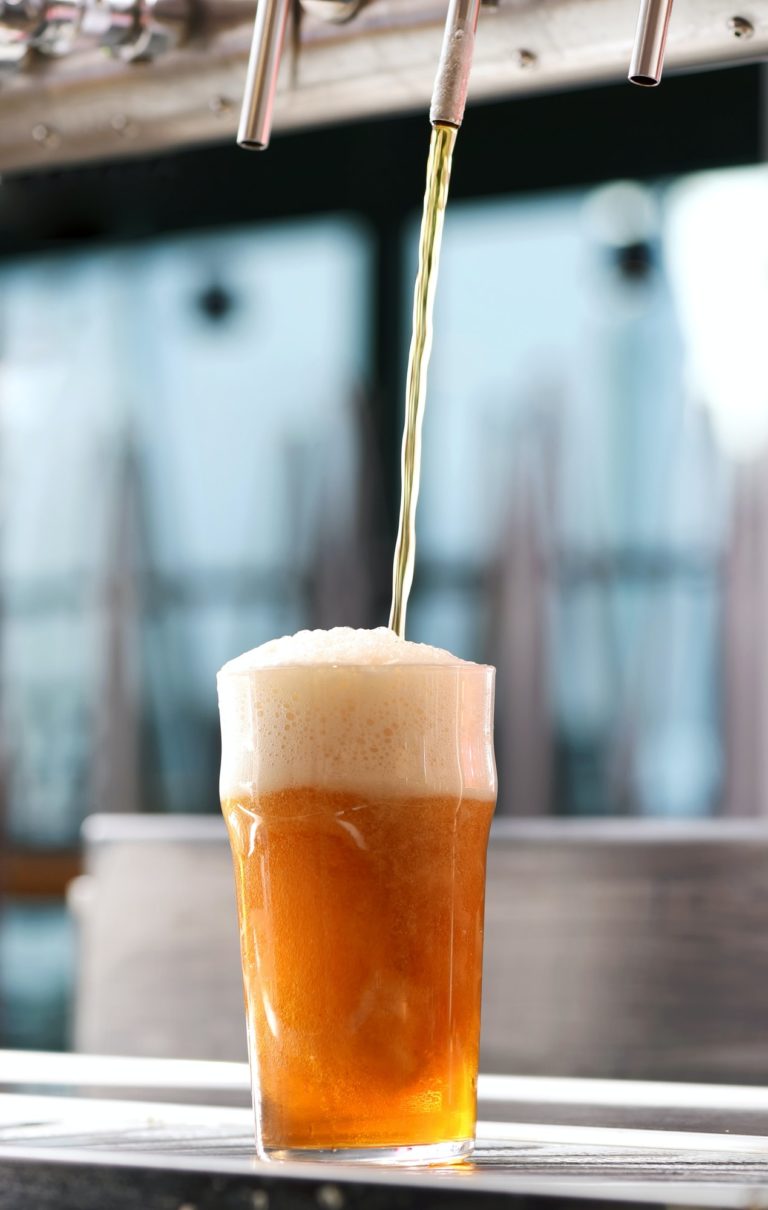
[429, 0, 481, 129]
[628, 0, 674, 86]
[237, 0, 290, 149]
[237, 0, 360, 151]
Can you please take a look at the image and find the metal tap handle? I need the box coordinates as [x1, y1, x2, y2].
[237, 0, 291, 149]
[429, 0, 480, 128]
[628, 0, 674, 86]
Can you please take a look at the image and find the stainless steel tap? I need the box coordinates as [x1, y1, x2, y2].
[429, 0, 481, 129]
[238, 0, 481, 150]
[236, 0, 291, 149]
[237, 0, 677, 154]
[238, 0, 361, 150]
[628, 0, 674, 86]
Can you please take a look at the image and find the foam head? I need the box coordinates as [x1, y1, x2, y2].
[218, 627, 496, 801]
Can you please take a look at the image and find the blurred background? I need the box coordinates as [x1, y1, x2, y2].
[0, 61, 765, 1054]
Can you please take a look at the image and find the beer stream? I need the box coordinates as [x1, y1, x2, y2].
[389, 122, 457, 639]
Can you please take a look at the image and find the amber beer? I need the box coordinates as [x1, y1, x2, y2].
[218, 628, 496, 1164]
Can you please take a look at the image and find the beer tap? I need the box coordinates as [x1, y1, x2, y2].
[238, 0, 681, 153]
[236, 0, 290, 149]
[429, 0, 480, 131]
[238, 0, 360, 150]
[239, 0, 481, 150]
[628, 0, 675, 86]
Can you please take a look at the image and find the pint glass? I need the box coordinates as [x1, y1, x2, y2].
[218, 645, 496, 1164]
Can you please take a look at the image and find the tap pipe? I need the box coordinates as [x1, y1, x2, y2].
[628, 0, 674, 86]
[237, 0, 290, 148]
[429, 0, 481, 128]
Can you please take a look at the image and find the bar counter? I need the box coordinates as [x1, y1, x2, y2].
[2, 1053, 768, 1209]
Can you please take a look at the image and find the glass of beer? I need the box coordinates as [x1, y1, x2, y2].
[217, 627, 496, 1165]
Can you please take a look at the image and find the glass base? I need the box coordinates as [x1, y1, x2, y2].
[261, 1138, 473, 1167]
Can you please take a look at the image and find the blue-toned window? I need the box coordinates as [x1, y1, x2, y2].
[409, 172, 767, 818]
[0, 217, 371, 844]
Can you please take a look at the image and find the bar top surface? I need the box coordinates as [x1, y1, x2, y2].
[3, 1055, 768, 1208]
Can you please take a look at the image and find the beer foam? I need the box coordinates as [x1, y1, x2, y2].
[220, 626, 471, 672]
[218, 628, 496, 802]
